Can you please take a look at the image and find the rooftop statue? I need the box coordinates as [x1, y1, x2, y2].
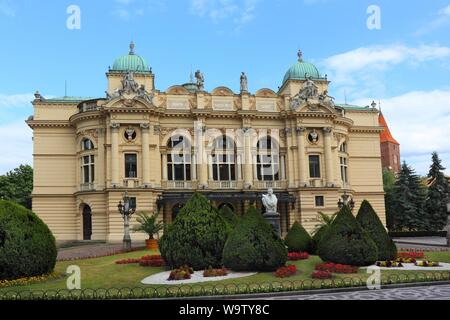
[195, 70, 205, 91]
[240, 72, 248, 93]
[122, 72, 140, 94]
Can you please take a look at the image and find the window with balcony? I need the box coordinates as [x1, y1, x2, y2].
[125, 154, 137, 178]
[212, 135, 236, 181]
[257, 137, 280, 181]
[309, 155, 321, 178]
[167, 135, 191, 181]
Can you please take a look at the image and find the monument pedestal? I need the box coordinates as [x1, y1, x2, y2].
[263, 211, 281, 237]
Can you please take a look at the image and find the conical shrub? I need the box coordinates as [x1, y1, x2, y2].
[284, 221, 312, 252]
[356, 200, 397, 261]
[159, 193, 229, 270]
[317, 205, 378, 266]
[222, 206, 287, 272]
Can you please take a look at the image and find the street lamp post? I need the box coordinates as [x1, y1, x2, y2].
[118, 191, 136, 250]
[337, 191, 355, 211]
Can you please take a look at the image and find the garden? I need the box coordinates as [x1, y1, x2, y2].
[1, 195, 450, 299]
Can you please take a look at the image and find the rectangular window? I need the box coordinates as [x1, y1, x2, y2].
[315, 196, 325, 207]
[82, 155, 94, 183]
[340, 157, 348, 184]
[309, 155, 321, 178]
[125, 154, 137, 178]
[129, 197, 137, 210]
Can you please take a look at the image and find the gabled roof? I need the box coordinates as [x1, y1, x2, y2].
[379, 112, 399, 145]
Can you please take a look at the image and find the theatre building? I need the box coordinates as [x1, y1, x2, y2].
[27, 43, 386, 242]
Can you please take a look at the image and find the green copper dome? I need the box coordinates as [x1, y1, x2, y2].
[282, 50, 321, 84]
[110, 42, 151, 73]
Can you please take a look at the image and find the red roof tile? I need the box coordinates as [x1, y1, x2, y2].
[379, 113, 399, 145]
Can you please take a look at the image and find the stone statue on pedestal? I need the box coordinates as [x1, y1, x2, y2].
[262, 188, 281, 237]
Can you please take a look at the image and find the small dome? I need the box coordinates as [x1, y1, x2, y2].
[111, 42, 151, 73]
[182, 83, 199, 93]
[282, 50, 321, 84]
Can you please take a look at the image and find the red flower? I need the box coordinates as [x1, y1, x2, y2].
[274, 265, 298, 278]
[287, 252, 310, 261]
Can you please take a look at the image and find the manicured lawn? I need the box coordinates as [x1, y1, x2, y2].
[1, 250, 450, 297]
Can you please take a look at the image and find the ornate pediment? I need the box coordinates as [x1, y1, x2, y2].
[290, 77, 337, 114]
[105, 72, 155, 106]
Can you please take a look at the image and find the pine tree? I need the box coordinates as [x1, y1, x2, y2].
[425, 152, 449, 231]
[392, 162, 427, 231]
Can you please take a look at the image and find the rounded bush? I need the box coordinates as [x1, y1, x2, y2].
[0, 200, 57, 280]
[284, 221, 312, 252]
[356, 200, 397, 261]
[159, 193, 229, 270]
[222, 206, 287, 272]
[317, 205, 378, 266]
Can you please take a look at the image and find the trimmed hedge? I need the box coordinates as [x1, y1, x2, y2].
[222, 206, 287, 272]
[218, 205, 239, 227]
[0, 200, 57, 280]
[284, 221, 312, 253]
[356, 200, 397, 261]
[159, 193, 229, 270]
[317, 205, 378, 266]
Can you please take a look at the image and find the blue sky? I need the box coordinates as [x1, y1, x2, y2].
[0, 0, 449, 175]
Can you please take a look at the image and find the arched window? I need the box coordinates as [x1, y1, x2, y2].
[167, 135, 191, 181]
[212, 135, 236, 181]
[80, 139, 95, 187]
[257, 137, 280, 181]
[82, 138, 94, 151]
[218, 203, 235, 213]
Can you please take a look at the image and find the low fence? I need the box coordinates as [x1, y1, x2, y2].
[1, 272, 450, 300]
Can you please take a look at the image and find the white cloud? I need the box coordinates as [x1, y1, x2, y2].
[416, 5, 450, 35]
[189, 0, 261, 31]
[0, 0, 15, 17]
[0, 121, 32, 174]
[352, 90, 450, 175]
[321, 44, 450, 100]
[112, 0, 167, 20]
[0, 93, 34, 108]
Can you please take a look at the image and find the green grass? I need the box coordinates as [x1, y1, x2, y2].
[1, 250, 450, 298]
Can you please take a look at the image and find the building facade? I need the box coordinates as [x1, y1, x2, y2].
[27, 44, 386, 242]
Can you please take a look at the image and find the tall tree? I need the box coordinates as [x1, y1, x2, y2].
[392, 162, 427, 231]
[425, 152, 449, 231]
[383, 168, 396, 231]
[0, 165, 33, 209]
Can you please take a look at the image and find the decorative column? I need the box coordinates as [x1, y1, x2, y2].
[243, 128, 253, 188]
[141, 123, 151, 187]
[285, 128, 295, 188]
[196, 122, 208, 188]
[162, 154, 168, 180]
[149, 124, 162, 187]
[323, 127, 334, 187]
[110, 123, 120, 187]
[96, 128, 105, 189]
[296, 126, 308, 187]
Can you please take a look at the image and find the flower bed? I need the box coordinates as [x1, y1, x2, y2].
[315, 262, 358, 274]
[376, 261, 403, 268]
[274, 265, 297, 278]
[115, 255, 165, 267]
[311, 270, 332, 279]
[0, 272, 61, 288]
[415, 260, 440, 267]
[397, 251, 425, 260]
[168, 266, 194, 281]
[287, 252, 309, 261]
[203, 267, 229, 278]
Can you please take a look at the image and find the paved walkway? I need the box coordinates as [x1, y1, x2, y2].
[265, 284, 450, 300]
[57, 242, 145, 261]
[394, 237, 448, 247]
